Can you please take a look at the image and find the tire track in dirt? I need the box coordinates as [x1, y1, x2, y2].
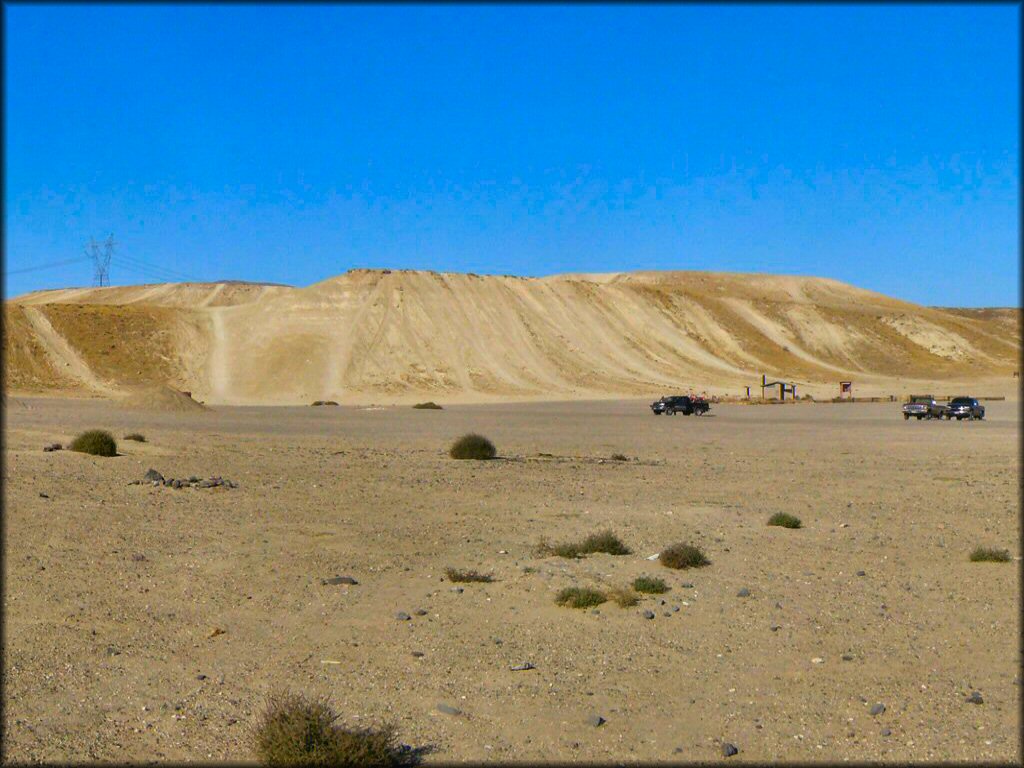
[21, 306, 117, 395]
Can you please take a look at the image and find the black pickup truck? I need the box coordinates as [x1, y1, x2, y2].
[943, 397, 985, 420]
[651, 395, 711, 416]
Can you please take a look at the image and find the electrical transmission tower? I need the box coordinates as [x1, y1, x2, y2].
[86, 234, 115, 287]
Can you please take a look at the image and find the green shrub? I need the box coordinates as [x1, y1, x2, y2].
[969, 547, 1011, 563]
[449, 433, 496, 460]
[444, 568, 493, 583]
[251, 692, 403, 767]
[659, 543, 710, 570]
[632, 576, 669, 594]
[412, 402, 443, 410]
[555, 587, 606, 609]
[540, 530, 631, 559]
[767, 512, 802, 529]
[69, 430, 117, 457]
[123, 433, 147, 442]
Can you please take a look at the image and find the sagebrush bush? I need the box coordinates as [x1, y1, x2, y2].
[539, 530, 631, 559]
[412, 402, 443, 410]
[449, 433, 496, 460]
[767, 512, 802, 529]
[444, 568, 493, 583]
[555, 586, 607, 609]
[123, 433, 146, 442]
[69, 429, 117, 457]
[610, 453, 629, 461]
[311, 400, 339, 406]
[659, 543, 710, 570]
[632, 576, 669, 594]
[251, 692, 403, 767]
[969, 547, 1011, 563]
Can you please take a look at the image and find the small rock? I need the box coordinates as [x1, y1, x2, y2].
[131, 553, 146, 562]
[856, 570, 866, 576]
[198, 479, 214, 488]
[321, 576, 358, 585]
[642, 609, 655, 620]
[586, 715, 605, 727]
[143, 469, 164, 483]
[436, 703, 461, 716]
[38, 492, 49, 499]
[671, 605, 680, 612]
[736, 588, 751, 597]
[811, 657, 824, 664]
[967, 691, 983, 705]
[770, 624, 781, 632]
[682, 582, 694, 589]
[414, 609, 428, 616]
[510, 662, 535, 671]
[870, 703, 886, 716]
[881, 728, 892, 737]
[105, 646, 121, 656]
[395, 612, 411, 621]
[188, 475, 200, 483]
[196, 674, 208, 681]
[721, 742, 739, 757]
[450, 587, 464, 594]
[841, 654, 854, 661]
[411, 651, 425, 658]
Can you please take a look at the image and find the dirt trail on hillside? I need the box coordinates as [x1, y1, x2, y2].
[21, 306, 116, 395]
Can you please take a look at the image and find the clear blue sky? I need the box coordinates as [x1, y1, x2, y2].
[4, 4, 1019, 306]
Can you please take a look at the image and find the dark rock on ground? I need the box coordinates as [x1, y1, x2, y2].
[395, 612, 412, 621]
[737, 588, 751, 597]
[870, 703, 886, 715]
[321, 576, 358, 585]
[642, 609, 655, 619]
[143, 469, 164, 483]
[437, 703, 461, 716]
[586, 715, 606, 727]
[722, 742, 739, 757]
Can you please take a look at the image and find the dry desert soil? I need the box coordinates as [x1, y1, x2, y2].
[2, 394, 1020, 763]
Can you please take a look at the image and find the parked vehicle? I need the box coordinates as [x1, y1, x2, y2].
[902, 395, 946, 420]
[943, 397, 985, 420]
[651, 395, 711, 416]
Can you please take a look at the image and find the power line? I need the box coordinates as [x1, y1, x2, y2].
[110, 256, 200, 284]
[4, 256, 92, 276]
[112, 253, 200, 282]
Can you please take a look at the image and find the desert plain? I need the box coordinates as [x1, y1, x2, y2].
[2, 391, 1019, 763]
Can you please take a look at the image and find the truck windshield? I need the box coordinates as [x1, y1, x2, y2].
[951, 398, 972, 405]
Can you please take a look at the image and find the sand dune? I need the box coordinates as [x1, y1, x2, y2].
[4, 269, 1019, 404]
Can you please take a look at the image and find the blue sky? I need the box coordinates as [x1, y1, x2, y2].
[4, 4, 1019, 306]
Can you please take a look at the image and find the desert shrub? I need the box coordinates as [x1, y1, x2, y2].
[449, 433, 496, 460]
[608, 586, 639, 607]
[555, 586, 606, 609]
[969, 547, 1011, 563]
[539, 530, 631, 559]
[610, 453, 629, 461]
[659, 543, 710, 570]
[632, 576, 669, 594]
[251, 692, 403, 767]
[69, 429, 117, 457]
[767, 512, 802, 529]
[123, 433, 147, 442]
[444, 568, 493, 583]
[311, 400, 339, 406]
[412, 402, 443, 410]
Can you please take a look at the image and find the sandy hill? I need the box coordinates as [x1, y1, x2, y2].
[4, 269, 1019, 403]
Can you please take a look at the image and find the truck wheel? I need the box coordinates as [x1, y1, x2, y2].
[903, 413, 910, 420]
[916, 415, 922, 420]
[666, 408, 674, 415]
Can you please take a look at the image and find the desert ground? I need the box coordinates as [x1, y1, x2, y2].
[3, 394, 1019, 763]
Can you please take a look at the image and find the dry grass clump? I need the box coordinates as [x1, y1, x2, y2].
[767, 512, 802, 529]
[449, 433, 496, 460]
[444, 568, 494, 583]
[607, 586, 639, 607]
[659, 543, 710, 570]
[311, 400, 339, 406]
[69, 429, 117, 457]
[538, 530, 631, 559]
[251, 692, 404, 766]
[969, 547, 1011, 563]
[632, 576, 669, 594]
[610, 453, 629, 461]
[412, 402, 443, 410]
[123, 432, 147, 442]
[555, 586, 607, 609]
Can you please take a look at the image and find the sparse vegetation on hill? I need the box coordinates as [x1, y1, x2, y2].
[311, 400, 339, 406]
[632, 576, 669, 594]
[251, 692, 404, 767]
[608, 586, 639, 607]
[767, 512, 802, 529]
[538, 530, 630, 558]
[969, 547, 1011, 563]
[449, 433, 496, 460]
[555, 587, 606, 609]
[659, 543, 710, 570]
[413, 402, 443, 410]
[69, 430, 117, 457]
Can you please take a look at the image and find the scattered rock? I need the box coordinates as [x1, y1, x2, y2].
[395, 612, 412, 621]
[450, 587, 464, 594]
[881, 728, 892, 737]
[721, 742, 739, 757]
[770, 624, 781, 632]
[411, 651, 425, 658]
[870, 703, 886, 716]
[736, 588, 751, 597]
[143, 469, 164, 483]
[196, 674, 208, 681]
[642, 609, 655, 620]
[510, 662, 535, 671]
[43, 443, 62, 452]
[811, 657, 824, 664]
[856, 570, 866, 576]
[841, 654, 854, 661]
[436, 703, 461, 716]
[682, 582, 695, 588]
[671, 606, 680, 613]
[105, 645, 121, 656]
[586, 715, 606, 727]
[131, 553, 146, 562]
[414, 609, 428, 616]
[321, 576, 358, 585]
[966, 691, 983, 705]
[38, 492, 48, 499]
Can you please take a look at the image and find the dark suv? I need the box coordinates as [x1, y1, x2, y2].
[651, 395, 710, 416]
[944, 397, 985, 420]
